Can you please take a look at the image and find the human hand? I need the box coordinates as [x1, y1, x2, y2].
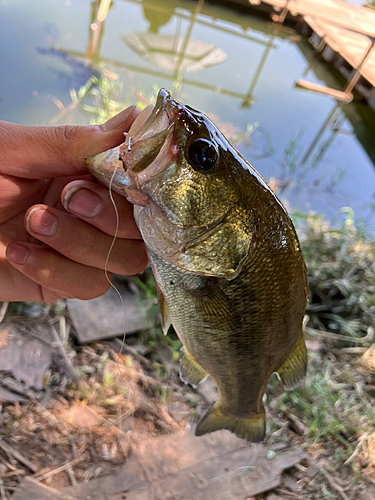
[0, 106, 148, 302]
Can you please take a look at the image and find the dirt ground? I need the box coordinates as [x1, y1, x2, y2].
[0, 318, 374, 500]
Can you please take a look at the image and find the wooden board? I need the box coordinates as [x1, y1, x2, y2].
[13, 477, 77, 500]
[259, 0, 375, 88]
[260, 0, 375, 39]
[62, 429, 306, 500]
[295, 79, 353, 102]
[304, 15, 375, 87]
[67, 277, 149, 343]
[0, 324, 54, 402]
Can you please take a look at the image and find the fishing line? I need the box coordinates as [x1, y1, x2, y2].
[105, 162, 127, 363]
[105, 160, 138, 430]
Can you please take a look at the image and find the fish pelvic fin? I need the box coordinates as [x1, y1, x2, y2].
[276, 333, 307, 390]
[156, 285, 171, 335]
[195, 402, 265, 442]
[179, 349, 208, 388]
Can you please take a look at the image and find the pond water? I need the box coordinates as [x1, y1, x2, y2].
[1, 0, 375, 229]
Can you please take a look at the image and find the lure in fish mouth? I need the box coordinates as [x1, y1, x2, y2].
[88, 89, 308, 443]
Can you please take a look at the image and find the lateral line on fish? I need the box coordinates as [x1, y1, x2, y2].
[105, 163, 127, 367]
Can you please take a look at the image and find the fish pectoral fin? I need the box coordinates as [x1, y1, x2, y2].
[179, 349, 208, 388]
[276, 333, 307, 390]
[189, 282, 242, 331]
[195, 402, 265, 442]
[156, 285, 171, 336]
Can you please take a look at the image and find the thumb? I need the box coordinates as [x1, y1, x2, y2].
[0, 105, 139, 179]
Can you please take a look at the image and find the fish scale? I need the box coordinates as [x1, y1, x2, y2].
[88, 88, 308, 442]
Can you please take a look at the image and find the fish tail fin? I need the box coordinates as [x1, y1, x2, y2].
[195, 402, 265, 442]
[276, 333, 307, 390]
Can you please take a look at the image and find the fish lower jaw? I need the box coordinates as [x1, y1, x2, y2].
[123, 186, 149, 207]
[120, 135, 179, 208]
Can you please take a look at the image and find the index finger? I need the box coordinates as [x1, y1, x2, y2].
[0, 105, 140, 179]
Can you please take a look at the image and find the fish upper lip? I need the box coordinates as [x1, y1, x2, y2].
[87, 89, 180, 206]
[121, 88, 175, 171]
[117, 89, 181, 196]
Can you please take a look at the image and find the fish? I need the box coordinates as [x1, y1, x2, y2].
[88, 88, 308, 442]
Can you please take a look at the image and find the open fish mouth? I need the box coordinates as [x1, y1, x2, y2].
[88, 89, 180, 206]
[120, 88, 177, 172]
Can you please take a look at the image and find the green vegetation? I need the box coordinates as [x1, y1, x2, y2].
[263, 211, 375, 497]
[297, 208, 375, 339]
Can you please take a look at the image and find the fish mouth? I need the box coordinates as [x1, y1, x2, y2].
[88, 88, 180, 206]
[121, 88, 176, 170]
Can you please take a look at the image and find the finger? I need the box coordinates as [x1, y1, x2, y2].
[0, 174, 50, 223]
[61, 180, 142, 239]
[5, 242, 111, 301]
[0, 105, 140, 179]
[127, 104, 154, 137]
[25, 205, 148, 275]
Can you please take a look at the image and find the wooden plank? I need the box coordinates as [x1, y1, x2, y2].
[124, 445, 303, 500]
[62, 430, 306, 500]
[295, 79, 353, 102]
[261, 0, 375, 88]
[13, 477, 77, 500]
[304, 16, 375, 87]
[67, 277, 149, 343]
[0, 324, 54, 402]
[262, 0, 375, 38]
[62, 452, 145, 500]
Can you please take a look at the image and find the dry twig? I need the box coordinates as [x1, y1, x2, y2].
[50, 324, 79, 382]
[0, 441, 37, 474]
[112, 338, 152, 367]
[322, 470, 349, 500]
[32, 458, 81, 483]
[0, 303, 8, 324]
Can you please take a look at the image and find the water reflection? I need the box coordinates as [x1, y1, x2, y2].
[142, 0, 175, 33]
[2, 0, 374, 225]
[87, 0, 114, 61]
[123, 0, 227, 77]
[81, 0, 285, 101]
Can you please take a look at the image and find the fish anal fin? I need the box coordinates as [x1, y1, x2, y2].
[156, 285, 171, 336]
[195, 402, 265, 442]
[179, 349, 208, 388]
[277, 334, 307, 390]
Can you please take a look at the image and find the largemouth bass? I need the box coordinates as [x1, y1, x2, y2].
[88, 89, 308, 442]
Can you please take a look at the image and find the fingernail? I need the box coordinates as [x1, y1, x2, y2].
[6, 243, 30, 265]
[102, 105, 138, 131]
[63, 188, 102, 218]
[27, 208, 58, 236]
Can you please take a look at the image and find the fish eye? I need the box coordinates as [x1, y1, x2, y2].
[187, 139, 218, 171]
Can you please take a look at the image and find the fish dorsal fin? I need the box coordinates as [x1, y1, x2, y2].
[276, 334, 307, 390]
[156, 285, 171, 336]
[179, 349, 208, 388]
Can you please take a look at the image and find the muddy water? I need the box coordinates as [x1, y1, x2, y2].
[1, 0, 374, 227]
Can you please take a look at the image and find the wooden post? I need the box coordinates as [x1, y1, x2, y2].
[344, 37, 375, 94]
